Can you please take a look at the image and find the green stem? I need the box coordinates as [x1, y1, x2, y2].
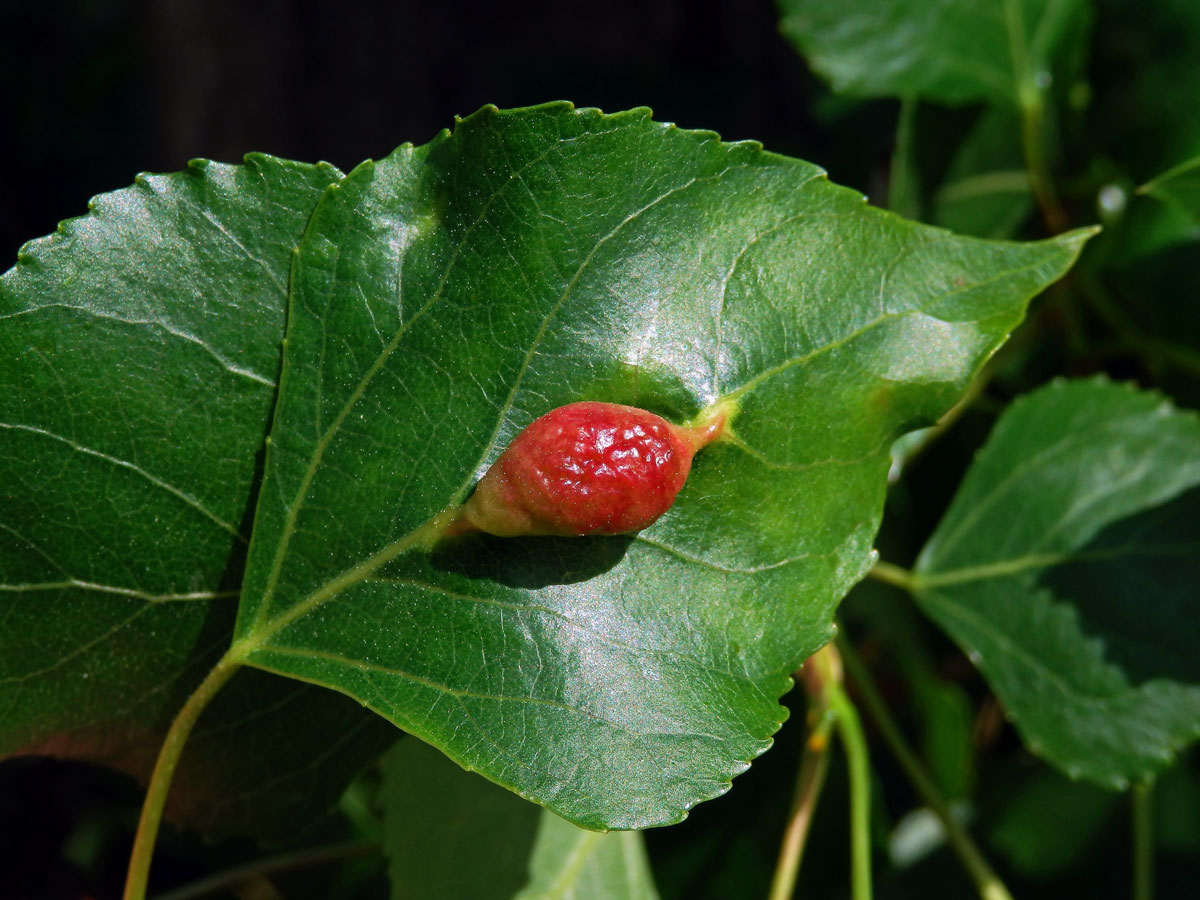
[1018, 85, 1067, 234]
[837, 634, 1014, 900]
[866, 560, 917, 593]
[827, 679, 873, 900]
[149, 840, 379, 900]
[1005, 0, 1066, 236]
[123, 653, 243, 900]
[1132, 781, 1154, 900]
[888, 96, 921, 220]
[768, 710, 836, 900]
[339, 779, 385, 842]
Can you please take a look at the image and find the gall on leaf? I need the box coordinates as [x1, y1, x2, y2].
[448, 401, 731, 538]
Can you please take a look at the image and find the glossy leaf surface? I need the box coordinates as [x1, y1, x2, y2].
[914, 378, 1200, 788]
[0, 155, 395, 838]
[226, 103, 1091, 828]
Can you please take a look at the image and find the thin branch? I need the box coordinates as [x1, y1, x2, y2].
[1013, 27, 1067, 236]
[827, 678, 873, 900]
[837, 633, 1014, 900]
[768, 709, 836, 900]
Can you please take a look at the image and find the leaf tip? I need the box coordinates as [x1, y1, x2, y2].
[1054, 224, 1102, 257]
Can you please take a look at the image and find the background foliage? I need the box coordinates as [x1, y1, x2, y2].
[2, 1, 1198, 899]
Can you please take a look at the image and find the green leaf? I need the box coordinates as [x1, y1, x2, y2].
[515, 815, 659, 900]
[986, 768, 1120, 877]
[777, 0, 1088, 106]
[929, 109, 1032, 239]
[914, 378, 1200, 788]
[1141, 156, 1200, 227]
[225, 102, 1093, 829]
[890, 102, 1033, 239]
[381, 738, 659, 900]
[0, 154, 394, 838]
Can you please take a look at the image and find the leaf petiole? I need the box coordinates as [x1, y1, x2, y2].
[772, 643, 873, 900]
[122, 653, 244, 900]
[837, 633, 1014, 900]
[826, 673, 873, 900]
[769, 701, 836, 900]
[866, 559, 918, 592]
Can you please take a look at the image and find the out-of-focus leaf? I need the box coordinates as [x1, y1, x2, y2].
[516, 815, 660, 900]
[1141, 156, 1200, 227]
[1154, 757, 1200, 853]
[0, 155, 395, 839]
[912, 678, 976, 801]
[914, 378, 1200, 788]
[225, 102, 1092, 829]
[842, 586, 976, 798]
[929, 107, 1032, 239]
[777, 0, 1088, 107]
[381, 738, 658, 900]
[1080, 181, 1200, 408]
[888, 99, 1032, 239]
[987, 769, 1120, 876]
[888, 98, 923, 220]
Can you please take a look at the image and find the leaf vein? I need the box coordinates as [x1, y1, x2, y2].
[366, 575, 754, 685]
[0, 421, 245, 540]
[254, 645, 729, 742]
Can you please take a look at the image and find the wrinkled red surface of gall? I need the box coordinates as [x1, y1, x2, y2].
[461, 401, 721, 537]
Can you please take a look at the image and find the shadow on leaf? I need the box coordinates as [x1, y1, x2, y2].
[1039, 485, 1200, 686]
[430, 532, 633, 590]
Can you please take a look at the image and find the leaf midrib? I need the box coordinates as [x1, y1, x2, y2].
[913, 539, 1200, 589]
[252, 644, 731, 742]
[241, 247, 1064, 657]
[918, 411, 1158, 570]
[252, 131, 612, 629]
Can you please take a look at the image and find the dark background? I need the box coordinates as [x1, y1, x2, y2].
[5, 4, 1200, 899]
[1, 0, 897, 266]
